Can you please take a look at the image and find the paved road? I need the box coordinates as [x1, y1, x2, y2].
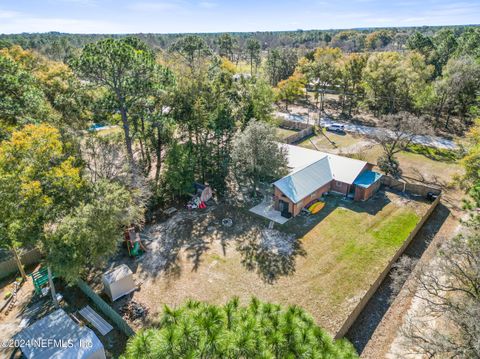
[275, 112, 458, 150]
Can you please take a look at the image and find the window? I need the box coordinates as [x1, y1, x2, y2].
[336, 181, 343, 187]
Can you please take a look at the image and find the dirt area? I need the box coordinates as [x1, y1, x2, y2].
[0, 268, 127, 359]
[358, 205, 461, 359]
[117, 190, 431, 337]
[298, 133, 464, 199]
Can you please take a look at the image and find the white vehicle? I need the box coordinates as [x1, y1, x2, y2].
[325, 123, 345, 133]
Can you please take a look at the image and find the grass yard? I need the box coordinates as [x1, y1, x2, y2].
[299, 132, 368, 153]
[298, 133, 463, 189]
[126, 190, 430, 336]
[276, 127, 298, 140]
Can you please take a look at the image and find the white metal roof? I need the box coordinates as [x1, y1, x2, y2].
[274, 144, 368, 203]
[15, 309, 105, 359]
[281, 143, 327, 172]
[325, 153, 368, 184]
[274, 157, 332, 203]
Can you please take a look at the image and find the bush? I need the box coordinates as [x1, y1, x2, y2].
[406, 144, 461, 162]
[378, 154, 402, 178]
[122, 298, 358, 358]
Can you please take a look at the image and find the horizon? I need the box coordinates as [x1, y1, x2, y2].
[2, 23, 480, 36]
[1, 0, 480, 34]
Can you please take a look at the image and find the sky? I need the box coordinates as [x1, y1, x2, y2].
[0, 0, 479, 34]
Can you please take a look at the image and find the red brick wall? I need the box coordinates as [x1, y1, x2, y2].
[275, 181, 333, 217]
[354, 180, 381, 201]
[331, 180, 349, 195]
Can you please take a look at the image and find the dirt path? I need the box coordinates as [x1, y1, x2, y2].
[358, 204, 461, 358]
[275, 111, 458, 150]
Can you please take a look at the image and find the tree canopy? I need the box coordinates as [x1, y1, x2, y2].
[122, 297, 358, 359]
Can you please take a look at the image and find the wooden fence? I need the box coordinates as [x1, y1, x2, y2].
[334, 194, 441, 339]
[381, 176, 442, 197]
[0, 248, 42, 280]
[283, 127, 315, 144]
[278, 118, 315, 144]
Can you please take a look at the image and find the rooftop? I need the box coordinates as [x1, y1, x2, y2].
[353, 170, 383, 188]
[274, 144, 370, 203]
[14, 309, 104, 359]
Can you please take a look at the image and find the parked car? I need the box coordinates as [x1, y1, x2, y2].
[325, 123, 345, 133]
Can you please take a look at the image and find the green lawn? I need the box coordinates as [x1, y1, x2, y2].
[284, 193, 427, 310]
[298, 132, 363, 152]
[276, 127, 298, 140]
[133, 191, 429, 336]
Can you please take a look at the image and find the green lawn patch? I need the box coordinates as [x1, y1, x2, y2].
[276, 127, 298, 140]
[133, 191, 430, 337]
[405, 143, 462, 162]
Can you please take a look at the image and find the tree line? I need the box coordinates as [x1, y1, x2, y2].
[1, 25, 478, 61]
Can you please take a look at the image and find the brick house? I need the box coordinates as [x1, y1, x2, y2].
[273, 145, 382, 218]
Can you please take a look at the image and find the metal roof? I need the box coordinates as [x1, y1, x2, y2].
[274, 156, 332, 203]
[274, 145, 369, 203]
[326, 153, 368, 184]
[15, 309, 105, 359]
[353, 170, 382, 188]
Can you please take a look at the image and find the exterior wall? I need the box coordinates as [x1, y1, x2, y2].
[292, 181, 332, 216]
[274, 181, 332, 217]
[330, 180, 349, 195]
[274, 186, 295, 215]
[354, 180, 381, 201]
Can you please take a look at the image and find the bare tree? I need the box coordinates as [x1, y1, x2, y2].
[389, 255, 418, 301]
[400, 232, 480, 358]
[373, 112, 430, 178]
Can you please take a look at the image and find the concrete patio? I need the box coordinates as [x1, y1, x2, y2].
[249, 201, 291, 224]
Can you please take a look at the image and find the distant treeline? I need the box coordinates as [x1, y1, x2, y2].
[1, 25, 478, 61]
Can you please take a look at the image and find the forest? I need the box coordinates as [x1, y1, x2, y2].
[1, 24, 480, 358]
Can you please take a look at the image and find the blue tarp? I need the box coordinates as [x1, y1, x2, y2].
[353, 171, 382, 188]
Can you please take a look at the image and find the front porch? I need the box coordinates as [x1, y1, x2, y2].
[249, 200, 291, 224]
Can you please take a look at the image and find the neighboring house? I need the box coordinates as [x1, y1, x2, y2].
[273, 144, 382, 218]
[15, 309, 106, 359]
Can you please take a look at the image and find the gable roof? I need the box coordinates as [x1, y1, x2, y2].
[274, 144, 369, 203]
[15, 309, 104, 359]
[274, 156, 332, 203]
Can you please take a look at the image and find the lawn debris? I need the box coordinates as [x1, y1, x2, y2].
[120, 300, 149, 321]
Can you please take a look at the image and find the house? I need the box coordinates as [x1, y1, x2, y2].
[14, 309, 106, 359]
[273, 144, 382, 218]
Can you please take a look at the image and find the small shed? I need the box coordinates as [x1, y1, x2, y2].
[102, 264, 136, 301]
[15, 309, 106, 359]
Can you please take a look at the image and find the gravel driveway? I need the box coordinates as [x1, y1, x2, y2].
[275, 112, 458, 150]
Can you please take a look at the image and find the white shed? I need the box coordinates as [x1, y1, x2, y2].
[15, 309, 106, 359]
[102, 264, 136, 301]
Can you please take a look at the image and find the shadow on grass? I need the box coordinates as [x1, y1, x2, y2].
[344, 202, 451, 354]
[236, 230, 307, 284]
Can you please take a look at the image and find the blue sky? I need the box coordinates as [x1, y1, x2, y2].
[0, 0, 479, 34]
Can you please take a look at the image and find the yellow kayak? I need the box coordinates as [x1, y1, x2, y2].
[308, 201, 325, 214]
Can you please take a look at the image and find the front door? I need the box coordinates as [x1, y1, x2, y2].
[279, 200, 290, 217]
